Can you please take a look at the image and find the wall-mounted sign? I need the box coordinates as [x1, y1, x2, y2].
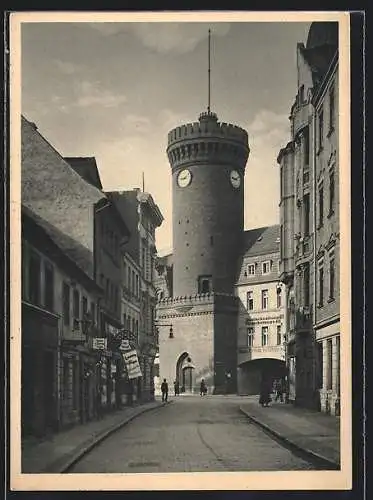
[92, 338, 108, 350]
[119, 339, 130, 351]
[123, 350, 142, 379]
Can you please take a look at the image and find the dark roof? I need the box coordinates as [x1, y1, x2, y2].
[64, 157, 103, 190]
[242, 225, 280, 257]
[21, 115, 106, 278]
[306, 22, 338, 50]
[22, 204, 97, 281]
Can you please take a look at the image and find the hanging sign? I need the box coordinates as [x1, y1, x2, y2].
[119, 339, 130, 351]
[92, 338, 108, 350]
[123, 350, 142, 379]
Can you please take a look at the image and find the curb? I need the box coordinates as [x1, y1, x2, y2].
[239, 406, 340, 470]
[47, 401, 171, 473]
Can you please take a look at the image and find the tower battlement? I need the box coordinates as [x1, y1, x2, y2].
[167, 112, 249, 170]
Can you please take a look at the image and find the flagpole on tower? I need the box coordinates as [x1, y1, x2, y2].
[208, 28, 211, 113]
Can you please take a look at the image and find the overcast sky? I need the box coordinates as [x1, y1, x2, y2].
[21, 19, 311, 254]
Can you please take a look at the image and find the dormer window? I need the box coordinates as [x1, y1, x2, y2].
[262, 261, 271, 275]
[247, 264, 255, 276]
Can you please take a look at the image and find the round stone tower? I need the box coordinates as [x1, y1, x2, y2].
[167, 111, 250, 297]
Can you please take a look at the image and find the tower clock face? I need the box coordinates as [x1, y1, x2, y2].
[230, 170, 241, 189]
[177, 169, 192, 188]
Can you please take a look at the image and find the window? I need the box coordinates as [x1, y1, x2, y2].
[62, 358, 69, 400]
[247, 264, 255, 276]
[136, 275, 139, 297]
[329, 171, 335, 215]
[329, 85, 335, 131]
[198, 275, 212, 294]
[318, 108, 324, 149]
[327, 339, 333, 390]
[44, 263, 54, 311]
[277, 325, 282, 345]
[298, 85, 304, 105]
[304, 127, 310, 165]
[303, 193, 310, 236]
[91, 302, 96, 323]
[303, 264, 310, 306]
[247, 327, 254, 347]
[261, 326, 269, 346]
[82, 296, 88, 317]
[318, 185, 324, 228]
[73, 289, 80, 319]
[318, 263, 324, 307]
[72, 359, 79, 409]
[28, 251, 41, 305]
[261, 289, 269, 310]
[128, 269, 131, 291]
[123, 313, 127, 330]
[247, 291, 254, 311]
[63, 283, 70, 326]
[123, 262, 127, 287]
[276, 287, 282, 308]
[329, 253, 335, 300]
[262, 261, 271, 275]
[132, 270, 135, 294]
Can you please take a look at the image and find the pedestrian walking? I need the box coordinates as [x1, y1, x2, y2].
[174, 380, 180, 396]
[161, 378, 169, 402]
[274, 378, 284, 403]
[259, 378, 271, 407]
[200, 379, 207, 396]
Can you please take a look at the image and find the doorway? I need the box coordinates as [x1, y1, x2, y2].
[176, 352, 195, 393]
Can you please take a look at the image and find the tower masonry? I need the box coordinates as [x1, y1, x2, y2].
[168, 111, 250, 297]
[156, 111, 250, 395]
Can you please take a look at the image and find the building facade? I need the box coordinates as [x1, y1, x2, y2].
[109, 189, 164, 401]
[22, 206, 103, 437]
[277, 22, 339, 414]
[235, 226, 285, 395]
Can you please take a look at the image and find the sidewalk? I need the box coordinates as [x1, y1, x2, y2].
[240, 396, 340, 468]
[21, 399, 168, 473]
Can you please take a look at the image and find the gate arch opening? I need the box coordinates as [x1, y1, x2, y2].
[176, 352, 195, 393]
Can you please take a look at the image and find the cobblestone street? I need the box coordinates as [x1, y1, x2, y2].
[69, 396, 315, 473]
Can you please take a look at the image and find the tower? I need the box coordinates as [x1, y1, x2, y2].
[156, 32, 250, 394]
[167, 111, 249, 296]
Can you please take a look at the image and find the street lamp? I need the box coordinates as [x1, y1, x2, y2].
[154, 321, 174, 339]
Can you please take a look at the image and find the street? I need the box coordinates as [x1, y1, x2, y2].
[69, 396, 315, 473]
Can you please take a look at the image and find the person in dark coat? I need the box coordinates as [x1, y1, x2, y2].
[174, 380, 180, 396]
[274, 378, 285, 402]
[259, 378, 271, 407]
[200, 379, 207, 396]
[161, 379, 169, 402]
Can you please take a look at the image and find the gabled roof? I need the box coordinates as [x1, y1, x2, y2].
[64, 156, 103, 190]
[21, 115, 106, 278]
[22, 204, 98, 285]
[242, 225, 280, 257]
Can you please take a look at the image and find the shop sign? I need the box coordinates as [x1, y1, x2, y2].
[123, 350, 142, 379]
[92, 337, 107, 350]
[119, 339, 130, 351]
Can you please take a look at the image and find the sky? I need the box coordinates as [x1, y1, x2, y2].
[21, 18, 311, 254]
